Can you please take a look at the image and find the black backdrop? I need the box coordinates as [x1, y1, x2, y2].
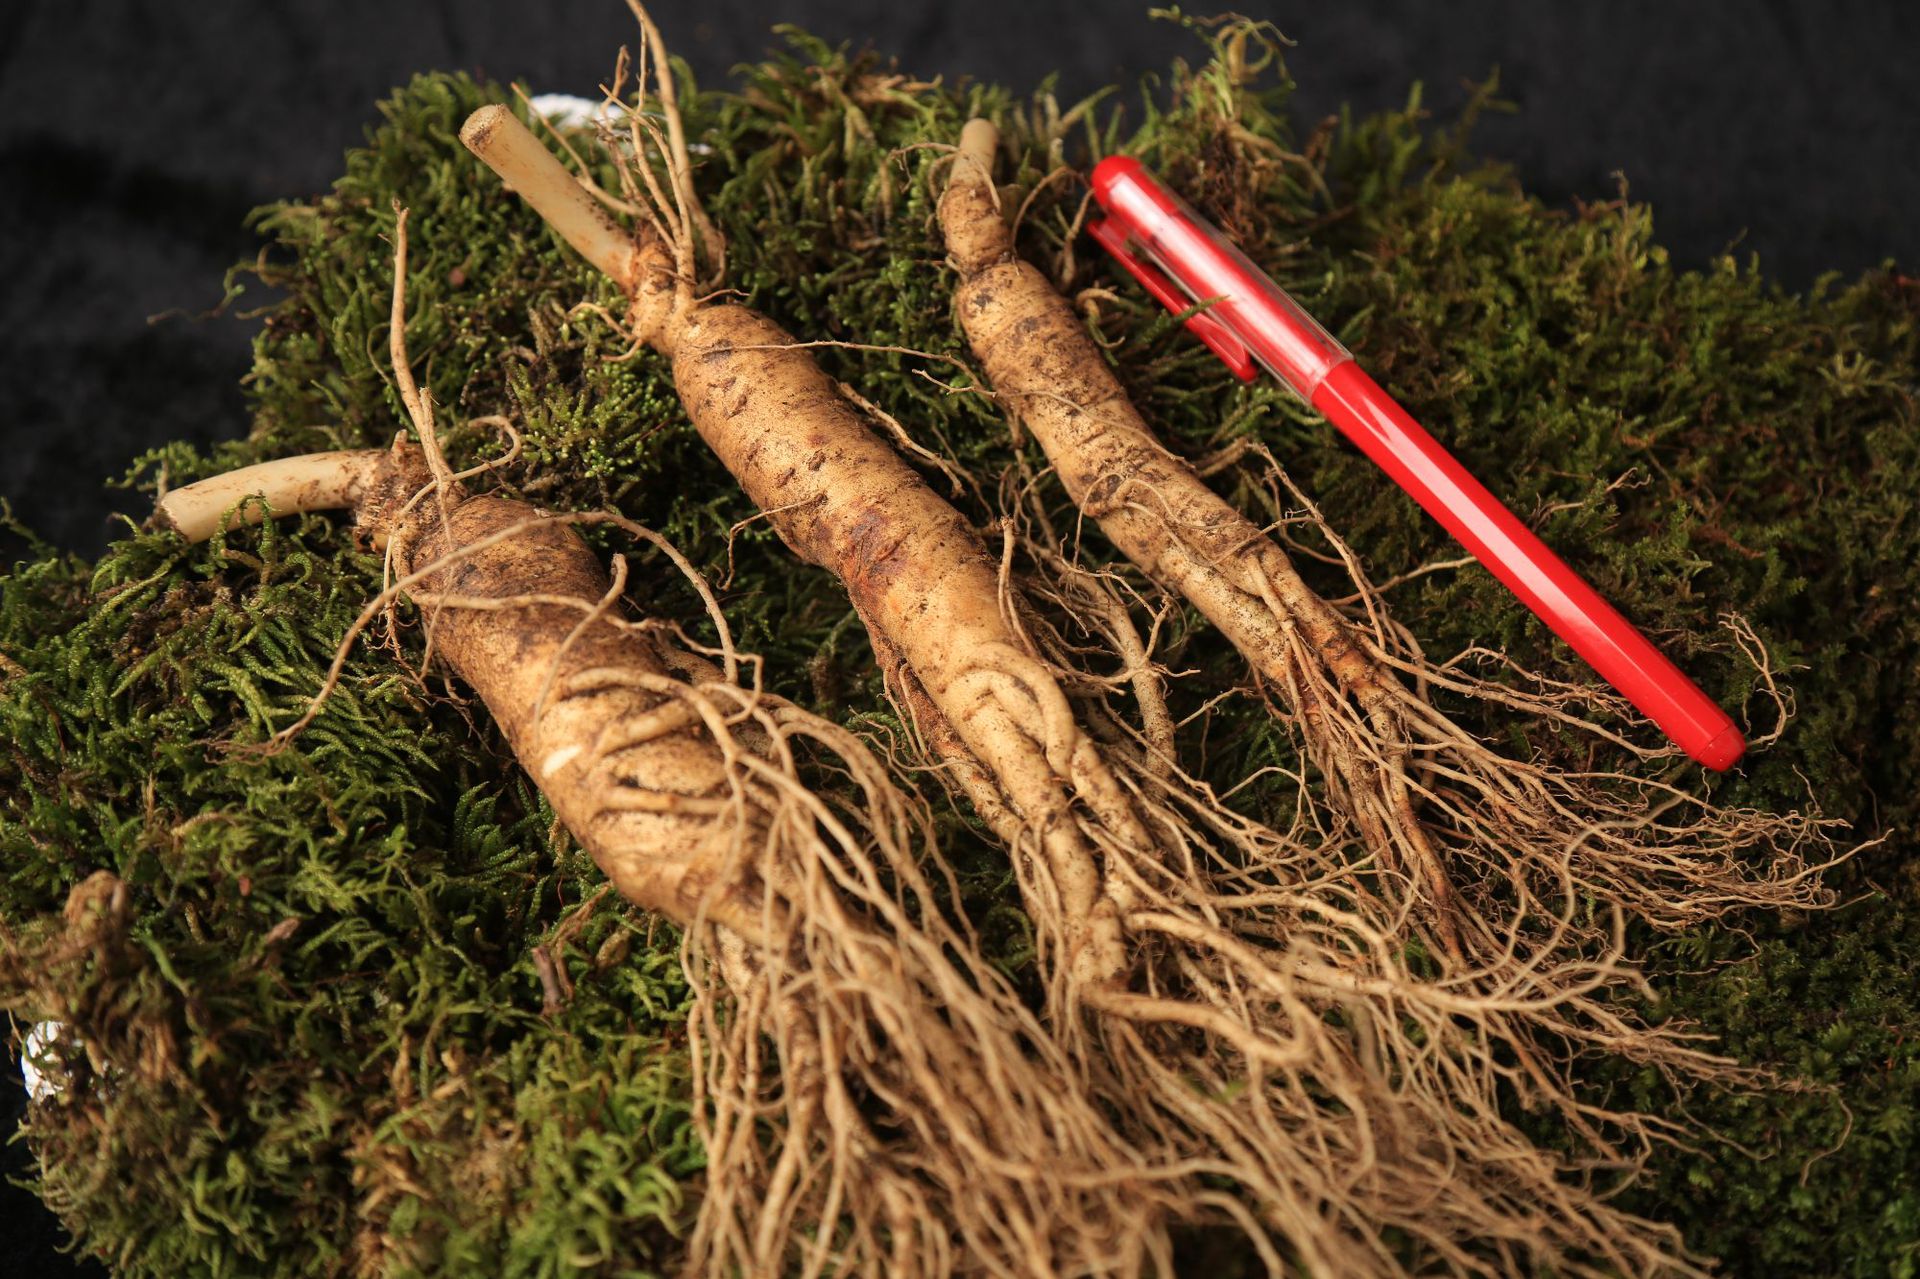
[2, 1, 1915, 1271]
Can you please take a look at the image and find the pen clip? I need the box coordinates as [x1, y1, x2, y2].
[1088, 214, 1258, 383]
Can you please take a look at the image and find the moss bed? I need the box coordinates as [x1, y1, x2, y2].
[3, 16, 1916, 1276]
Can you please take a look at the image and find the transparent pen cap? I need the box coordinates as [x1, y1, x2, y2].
[1091, 156, 1351, 400]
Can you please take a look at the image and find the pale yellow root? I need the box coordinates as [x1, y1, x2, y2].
[462, 94, 1134, 1002]
[154, 450, 383, 542]
[937, 111, 1834, 987]
[458, 14, 1739, 1274]
[143, 217, 1182, 1277]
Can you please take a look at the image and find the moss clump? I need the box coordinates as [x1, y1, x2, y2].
[0, 505, 700, 1275]
[4, 16, 1917, 1275]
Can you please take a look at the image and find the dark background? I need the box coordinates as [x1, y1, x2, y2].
[2, 1, 1914, 1271]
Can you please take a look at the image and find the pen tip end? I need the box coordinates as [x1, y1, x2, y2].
[1693, 724, 1747, 772]
[1089, 153, 1141, 201]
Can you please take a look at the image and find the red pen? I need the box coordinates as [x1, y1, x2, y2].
[1089, 155, 1745, 771]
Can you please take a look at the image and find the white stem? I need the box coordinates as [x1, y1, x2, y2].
[154, 450, 385, 544]
[956, 117, 999, 188]
[461, 105, 637, 290]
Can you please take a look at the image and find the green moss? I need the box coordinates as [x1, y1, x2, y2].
[3, 16, 1917, 1275]
[1, 510, 700, 1275]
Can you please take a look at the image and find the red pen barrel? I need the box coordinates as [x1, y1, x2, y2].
[1312, 362, 1745, 770]
[1090, 153, 1746, 771]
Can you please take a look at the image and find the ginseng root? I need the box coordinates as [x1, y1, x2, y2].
[938, 114, 1834, 1002]
[459, 13, 1753, 1274]
[151, 212, 1170, 1279]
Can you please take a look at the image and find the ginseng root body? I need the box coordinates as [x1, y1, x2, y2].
[670, 302, 1141, 983]
[403, 483, 767, 930]
[936, 117, 1831, 969]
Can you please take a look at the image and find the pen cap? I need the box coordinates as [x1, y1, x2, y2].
[1091, 155, 1352, 399]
